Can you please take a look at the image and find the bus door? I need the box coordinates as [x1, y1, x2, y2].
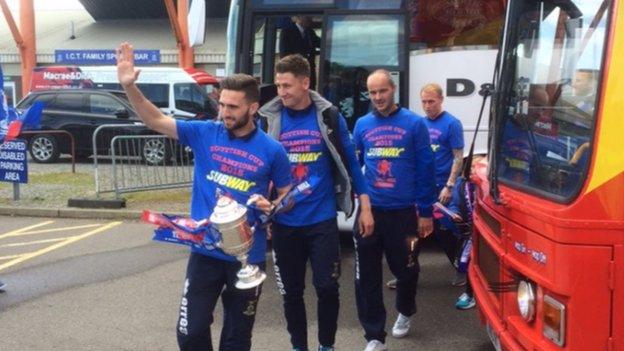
[320, 10, 407, 130]
[240, 4, 407, 127]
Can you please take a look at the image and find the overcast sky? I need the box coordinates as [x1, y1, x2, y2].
[6, 0, 85, 11]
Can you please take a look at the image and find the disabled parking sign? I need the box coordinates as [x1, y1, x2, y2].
[0, 139, 28, 183]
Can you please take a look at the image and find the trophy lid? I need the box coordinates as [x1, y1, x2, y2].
[209, 195, 247, 225]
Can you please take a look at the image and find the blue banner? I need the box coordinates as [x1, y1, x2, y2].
[0, 139, 27, 184]
[55, 49, 160, 65]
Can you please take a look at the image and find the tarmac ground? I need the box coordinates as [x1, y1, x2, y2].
[0, 215, 494, 351]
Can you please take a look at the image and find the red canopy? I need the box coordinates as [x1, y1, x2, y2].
[184, 67, 219, 85]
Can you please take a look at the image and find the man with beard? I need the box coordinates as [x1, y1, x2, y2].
[352, 70, 436, 351]
[117, 42, 292, 351]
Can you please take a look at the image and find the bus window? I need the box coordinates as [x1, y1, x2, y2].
[496, 0, 609, 200]
[251, 16, 282, 85]
[252, 18, 267, 80]
[409, 0, 504, 48]
[343, 0, 401, 10]
[225, 0, 241, 76]
[323, 14, 404, 128]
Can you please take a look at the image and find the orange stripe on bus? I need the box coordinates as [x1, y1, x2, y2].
[586, 3, 624, 194]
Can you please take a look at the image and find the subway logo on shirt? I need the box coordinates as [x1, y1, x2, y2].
[287, 152, 323, 163]
[366, 147, 405, 158]
[206, 170, 256, 192]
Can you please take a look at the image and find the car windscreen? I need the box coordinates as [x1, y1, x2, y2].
[17, 93, 56, 109]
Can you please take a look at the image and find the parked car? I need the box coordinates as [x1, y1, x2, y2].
[16, 89, 214, 164]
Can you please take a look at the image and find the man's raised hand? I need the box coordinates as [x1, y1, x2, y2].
[116, 42, 141, 88]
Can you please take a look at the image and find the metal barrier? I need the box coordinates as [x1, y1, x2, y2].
[92, 124, 193, 198]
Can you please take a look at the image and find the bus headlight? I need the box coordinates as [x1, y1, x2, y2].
[517, 280, 536, 322]
[543, 294, 566, 346]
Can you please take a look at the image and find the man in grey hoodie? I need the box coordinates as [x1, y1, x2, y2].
[258, 54, 374, 351]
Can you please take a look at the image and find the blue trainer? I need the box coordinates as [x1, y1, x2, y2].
[455, 293, 476, 309]
[318, 346, 334, 351]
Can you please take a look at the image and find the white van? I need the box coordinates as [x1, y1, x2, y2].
[30, 66, 219, 119]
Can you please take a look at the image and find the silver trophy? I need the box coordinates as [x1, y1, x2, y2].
[209, 195, 266, 289]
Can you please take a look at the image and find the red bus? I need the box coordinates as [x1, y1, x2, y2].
[471, 0, 622, 349]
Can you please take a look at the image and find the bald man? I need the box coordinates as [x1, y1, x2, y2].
[352, 69, 436, 351]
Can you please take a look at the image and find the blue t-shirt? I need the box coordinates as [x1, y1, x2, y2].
[423, 111, 464, 187]
[176, 120, 291, 263]
[274, 104, 367, 226]
[353, 107, 437, 217]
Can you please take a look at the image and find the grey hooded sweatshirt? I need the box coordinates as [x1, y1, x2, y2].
[257, 90, 355, 217]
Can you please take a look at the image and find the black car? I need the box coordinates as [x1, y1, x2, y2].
[16, 89, 208, 165]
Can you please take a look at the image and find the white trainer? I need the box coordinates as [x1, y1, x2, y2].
[391, 313, 411, 338]
[364, 340, 388, 351]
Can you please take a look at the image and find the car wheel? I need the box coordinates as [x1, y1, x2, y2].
[29, 134, 60, 163]
[141, 138, 170, 166]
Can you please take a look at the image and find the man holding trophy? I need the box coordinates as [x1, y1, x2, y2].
[117, 42, 292, 351]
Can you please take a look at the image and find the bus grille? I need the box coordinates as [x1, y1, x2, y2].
[477, 205, 501, 236]
[477, 236, 501, 298]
